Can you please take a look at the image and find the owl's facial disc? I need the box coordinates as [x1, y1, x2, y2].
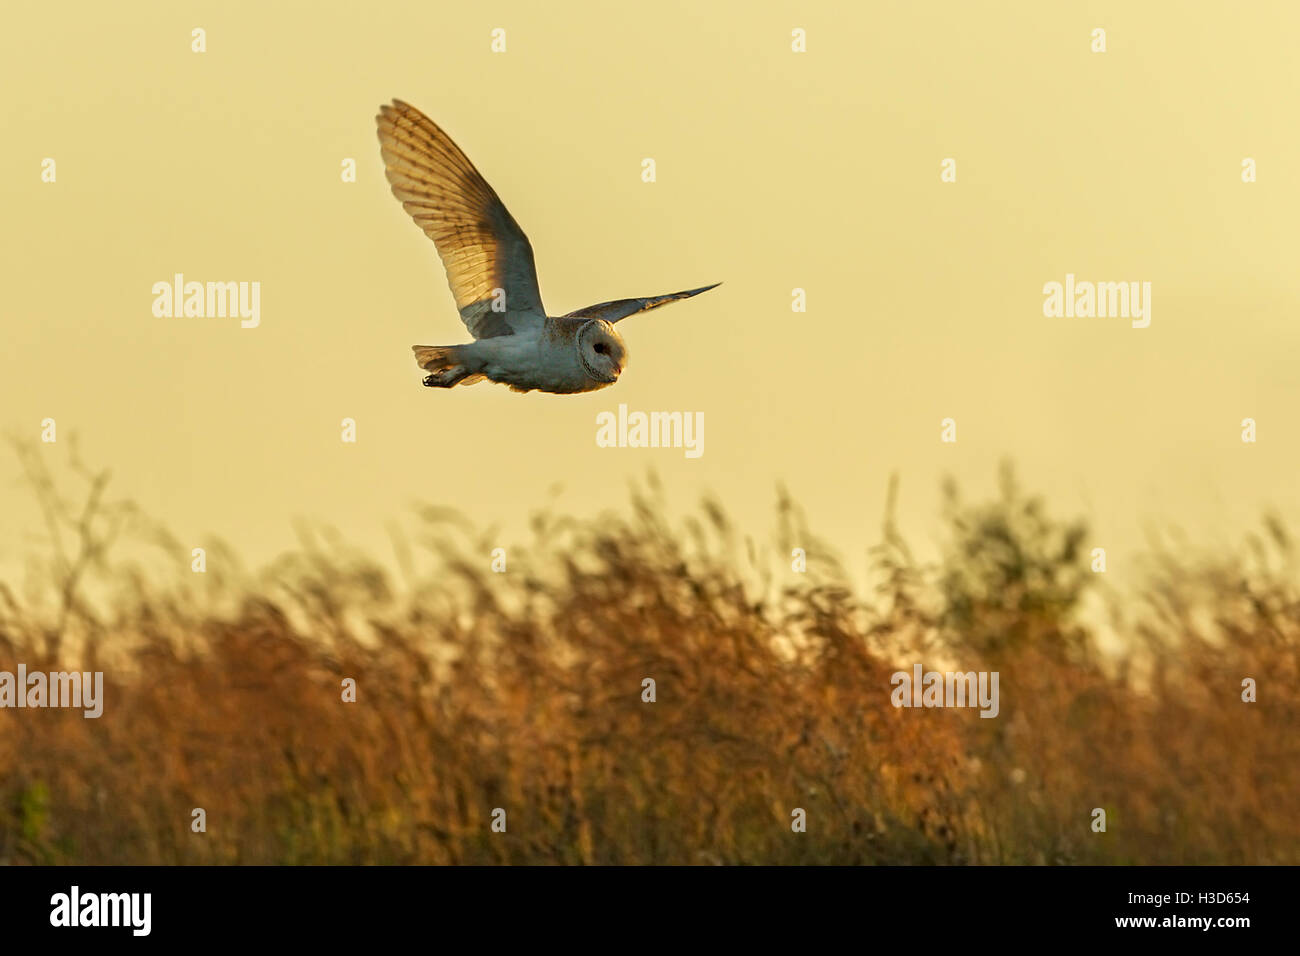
[579, 320, 627, 383]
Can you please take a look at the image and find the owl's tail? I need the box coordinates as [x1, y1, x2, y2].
[412, 344, 483, 388]
[412, 345, 459, 370]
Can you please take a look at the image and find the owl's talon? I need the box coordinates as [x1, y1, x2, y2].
[423, 368, 465, 387]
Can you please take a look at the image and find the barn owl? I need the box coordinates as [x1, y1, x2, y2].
[375, 99, 719, 394]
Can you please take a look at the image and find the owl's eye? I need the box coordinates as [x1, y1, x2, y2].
[594, 343, 607, 354]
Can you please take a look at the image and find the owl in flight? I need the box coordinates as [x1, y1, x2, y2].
[376, 99, 719, 394]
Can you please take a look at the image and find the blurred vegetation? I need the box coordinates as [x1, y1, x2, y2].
[0, 445, 1296, 864]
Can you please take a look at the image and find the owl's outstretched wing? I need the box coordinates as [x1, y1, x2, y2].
[563, 283, 721, 323]
[377, 99, 546, 339]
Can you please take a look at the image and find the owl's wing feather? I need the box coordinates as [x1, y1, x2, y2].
[563, 283, 721, 323]
[377, 100, 546, 339]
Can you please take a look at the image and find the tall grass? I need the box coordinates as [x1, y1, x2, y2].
[0, 446, 1296, 864]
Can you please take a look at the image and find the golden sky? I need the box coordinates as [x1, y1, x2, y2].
[2, 0, 1298, 581]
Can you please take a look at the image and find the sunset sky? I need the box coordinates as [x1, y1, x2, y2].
[3, 0, 1298, 587]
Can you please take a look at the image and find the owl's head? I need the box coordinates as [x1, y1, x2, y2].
[577, 319, 628, 384]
